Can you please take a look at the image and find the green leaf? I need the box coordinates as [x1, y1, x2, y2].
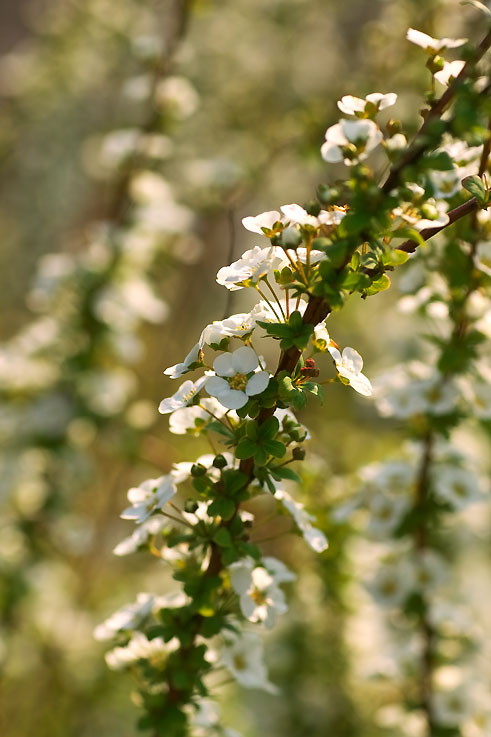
[263, 439, 286, 459]
[270, 466, 301, 483]
[235, 439, 258, 460]
[364, 273, 391, 296]
[258, 416, 280, 440]
[340, 269, 372, 291]
[245, 420, 259, 441]
[381, 249, 409, 267]
[213, 528, 232, 547]
[278, 374, 308, 410]
[222, 470, 248, 495]
[462, 175, 489, 206]
[207, 498, 236, 520]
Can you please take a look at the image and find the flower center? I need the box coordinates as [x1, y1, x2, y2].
[229, 373, 248, 391]
[182, 389, 196, 402]
[250, 588, 268, 606]
[233, 654, 246, 671]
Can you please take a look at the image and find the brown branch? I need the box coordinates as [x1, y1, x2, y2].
[382, 27, 491, 194]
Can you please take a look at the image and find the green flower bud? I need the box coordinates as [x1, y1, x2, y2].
[191, 463, 207, 477]
[292, 446, 306, 461]
[213, 454, 227, 469]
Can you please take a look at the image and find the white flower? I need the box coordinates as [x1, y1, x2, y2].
[394, 199, 449, 231]
[328, 345, 373, 396]
[414, 550, 449, 592]
[337, 92, 397, 116]
[433, 687, 471, 727]
[206, 346, 269, 410]
[366, 492, 409, 537]
[432, 466, 481, 509]
[406, 28, 467, 53]
[280, 203, 345, 228]
[321, 119, 383, 164]
[242, 210, 281, 234]
[229, 557, 289, 628]
[216, 246, 281, 291]
[459, 377, 491, 419]
[274, 489, 328, 552]
[221, 631, 278, 693]
[106, 632, 178, 671]
[168, 398, 227, 435]
[366, 558, 416, 608]
[113, 515, 168, 556]
[385, 133, 407, 152]
[94, 593, 155, 640]
[435, 60, 466, 87]
[163, 343, 201, 379]
[158, 376, 208, 414]
[121, 474, 177, 523]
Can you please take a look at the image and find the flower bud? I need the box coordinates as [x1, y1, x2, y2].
[191, 463, 207, 477]
[302, 200, 321, 216]
[184, 499, 199, 513]
[281, 226, 303, 248]
[292, 447, 306, 461]
[212, 454, 227, 469]
[318, 184, 341, 205]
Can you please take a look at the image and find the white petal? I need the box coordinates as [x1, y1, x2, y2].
[231, 345, 258, 373]
[349, 372, 373, 397]
[342, 347, 363, 373]
[337, 95, 365, 115]
[280, 204, 318, 226]
[213, 352, 235, 377]
[218, 388, 248, 409]
[320, 141, 343, 163]
[206, 375, 230, 397]
[328, 346, 342, 363]
[246, 371, 270, 396]
[242, 210, 280, 234]
[304, 526, 329, 552]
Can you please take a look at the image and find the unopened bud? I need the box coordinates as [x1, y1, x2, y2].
[292, 447, 306, 461]
[191, 463, 207, 477]
[213, 454, 227, 469]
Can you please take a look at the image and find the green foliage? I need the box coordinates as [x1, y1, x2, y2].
[258, 310, 314, 350]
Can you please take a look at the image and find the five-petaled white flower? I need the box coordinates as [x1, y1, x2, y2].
[206, 346, 269, 410]
[337, 92, 397, 117]
[221, 631, 279, 693]
[229, 556, 291, 628]
[328, 345, 373, 396]
[432, 466, 482, 509]
[121, 474, 177, 523]
[406, 28, 467, 53]
[106, 632, 178, 671]
[321, 119, 383, 164]
[158, 376, 207, 414]
[216, 246, 281, 291]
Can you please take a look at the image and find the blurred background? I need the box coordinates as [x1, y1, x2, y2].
[0, 1, 489, 736]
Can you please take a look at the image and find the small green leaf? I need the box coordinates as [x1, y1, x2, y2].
[270, 466, 301, 483]
[381, 249, 409, 267]
[213, 528, 232, 547]
[263, 439, 286, 459]
[258, 416, 280, 440]
[365, 273, 391, 295]
[462, 175, 488, 207]
[235, 439, 258, 460]
[207, 498, 236, 520]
